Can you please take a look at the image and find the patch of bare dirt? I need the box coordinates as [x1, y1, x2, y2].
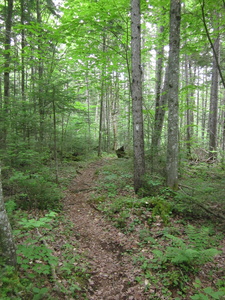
[63, 158, 147, 300]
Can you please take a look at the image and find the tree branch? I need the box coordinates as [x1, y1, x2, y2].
[199, 0, 225, 89]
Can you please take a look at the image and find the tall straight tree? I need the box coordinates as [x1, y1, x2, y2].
[166, 0, 181, 190]
[1, 0, 13, 148]
[209, 36, 219, 160]
[131, 0, 145, 192]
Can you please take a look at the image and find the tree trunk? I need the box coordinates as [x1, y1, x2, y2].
[131, 0, 145, 192]
[151, 24, 165, 160]
[166, 0, 181, 190]
[112, 73, 119, 150]
[37, 0, 44, 146]
[151, 63, 169, 152]
[98, 35, 106, 157]
[52, 88, 59, 184]
[21, 0, 27, 141]
[1, 0, 14, 148]
[0, 164, 17, 267]
[209, 36, 219, 160]
[185, 57, 196, 158]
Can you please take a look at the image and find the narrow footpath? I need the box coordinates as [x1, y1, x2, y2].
[63, 158, 147, 300]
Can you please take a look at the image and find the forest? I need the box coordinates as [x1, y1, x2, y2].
[1, 0, 225, 299]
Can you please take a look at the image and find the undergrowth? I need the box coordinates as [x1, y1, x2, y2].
[2, 156, 225, 299]
[92, 158, 225, 299]
[1, 202, 90, 300]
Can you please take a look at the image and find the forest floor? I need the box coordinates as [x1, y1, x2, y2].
[63, 157, 147, 299]
[9, 156, 225, 300]
[61, 157, 225, 300]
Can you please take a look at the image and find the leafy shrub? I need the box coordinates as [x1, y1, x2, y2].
[138, 174, 164, 197]
[191, 279, 225, 300]
[151, 197, 172, 224]
[161, 234, 219, 270]
[8, 171, 62, 210]
[0, 265, 23, 299]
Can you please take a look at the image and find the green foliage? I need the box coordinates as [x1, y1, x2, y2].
[162, 234, 219, 270]
[18, 211, 57, 229]
[191, 279, 225, 300]
[58, 243, 90, 291]
[8, 170, 62, 210]
[174, 162, 225, 218]
[151, 197, 172, 224]
[6, 210, 91, 299]
[5, 199, 17, 215]
[133, 223, 221, 299]
[17, 244, 58, 276]
[16, 212, 59, 276]
[0, 265, 23, 299]
[138, 174, 164, 197]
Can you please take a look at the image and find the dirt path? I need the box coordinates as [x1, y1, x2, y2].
[63, 158, 147, 300]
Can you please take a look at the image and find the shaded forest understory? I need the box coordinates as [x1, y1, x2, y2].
[2, 0, 225, 298]
[2, 154, 225, 300]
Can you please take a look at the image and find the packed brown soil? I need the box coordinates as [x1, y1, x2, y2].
[63, 158, 147, 299]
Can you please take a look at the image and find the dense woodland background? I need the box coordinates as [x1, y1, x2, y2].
[1, 0, 225, 299]
[1, 0, 225, 179]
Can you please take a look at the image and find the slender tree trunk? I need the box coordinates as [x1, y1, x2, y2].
[222, 91, 225, 153]
[21, 0, 27, 141]
[166, 0, 181, 190]
[37, 0, 44, 146]
[52, 88, 59, 184]
[151, 25, 166, 163]
[209, 36, 219, 160]
[0, 164, 17, 267]
[105, 85, 111, 151]
[131, 0, 145, 192]
[1, 0, 13, 148]
[98, 35, 106, 157]
[201, 68, 208, 142]
[112, 73, 119, 150]
[85, 69, 91, 150]
[185, 57, 196, 158]
[151, 63, 169, 152]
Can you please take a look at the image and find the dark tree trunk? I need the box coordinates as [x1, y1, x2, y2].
[1, 0, 14, 148]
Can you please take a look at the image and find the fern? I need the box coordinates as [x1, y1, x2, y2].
[163, 234, 220, 268]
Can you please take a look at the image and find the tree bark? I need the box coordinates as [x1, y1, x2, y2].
[98, 35, 106, 157]
[1, 0, 14, 148]
[131, 0, 145, 192]
[166, 0, 181, 190]
[0, 164, 17, 267]
[151, 24, 166, 157]
[209, 36, 219, 160]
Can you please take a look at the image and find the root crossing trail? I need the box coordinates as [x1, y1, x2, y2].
[63, 158, 147, 300]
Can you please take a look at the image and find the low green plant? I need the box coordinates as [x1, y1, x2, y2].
[18, 211, 57, 229]
[191, 279, 225, 299]
[0, 265, 23, 299]
[17, 212, 59, 277]
[134, 225, 220, 299]
[161, 234, 219, 271]
[58, 243, 90, 292]
[114, 209, 130, 229]
[138, 228, 156, 245]
[9, 171, 62, 209]
[151, 197, 172, 224]
[137, 176, 163, 197]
